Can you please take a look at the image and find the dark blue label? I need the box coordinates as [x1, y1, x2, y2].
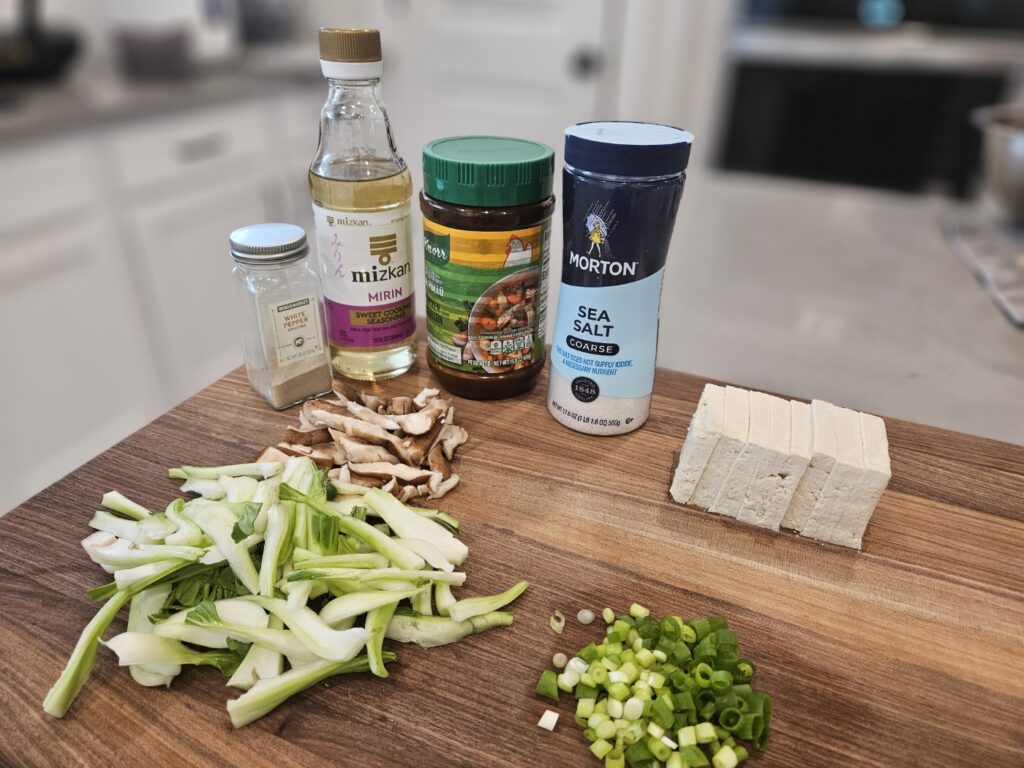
[560, 168, 684, 288]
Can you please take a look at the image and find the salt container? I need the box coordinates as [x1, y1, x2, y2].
[547, 121, 693, 435]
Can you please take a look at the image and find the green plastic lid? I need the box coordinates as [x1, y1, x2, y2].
[422, 136, 555, 207]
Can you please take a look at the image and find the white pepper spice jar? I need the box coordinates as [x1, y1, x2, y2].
[229, 223, 333, 409]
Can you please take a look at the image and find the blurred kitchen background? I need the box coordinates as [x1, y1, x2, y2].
[2, 0, 1024, 514]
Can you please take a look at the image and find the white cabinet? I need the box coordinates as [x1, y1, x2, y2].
[0, 140, 163, 513]
[124, 176, 277, 402]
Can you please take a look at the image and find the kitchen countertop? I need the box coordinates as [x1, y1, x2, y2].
[1, 359, 1021, 766]
[658, 171, 1024, 445]
[0, 47, 321, 144]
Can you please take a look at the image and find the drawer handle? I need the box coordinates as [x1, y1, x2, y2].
[175, 132, 228, 164]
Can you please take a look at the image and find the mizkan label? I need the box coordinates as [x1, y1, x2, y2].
[312, 201, 415, 349]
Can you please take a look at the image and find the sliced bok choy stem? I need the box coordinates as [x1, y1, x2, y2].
[412, 588, 433, 616]
[80, 532, 206, 571]
[184, 503, 259, 594]
[385, 611, 514, 648]
[101, 491, 152, 520]
[228, 615, 284, 691]
[169, 462, 283, 481]
[294, 553, 390, 570]
[406, 506, 460, 534]
[287, 567, 466, 586]
[239, 596, 370, 662]
[164, 499, 207, 547]
[43, 589, 132, 718]
[365, 602, 398, 677]
[278, 484, 425, 570]
[362, 488, 468, 565]
[434, 582, 456, 617]
[446, 580, 530, 623]
[226, 653, 394, 728]
[89, 510, 175, 544]
[398, 538, 455, 572]
[103, 633, 244, 675]
[113, 559, 194, 593]
[319, 587, 426, 627]
[180, 478, 227, 499]
[155, 598, 270, 648]
[258, 502, 288, 597]
[127, 584, 178, 687]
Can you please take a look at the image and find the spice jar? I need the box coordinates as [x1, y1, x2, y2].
[229, 223, 334, 409]
[547, 121, 693, 435]
[421, 136, 555, 399]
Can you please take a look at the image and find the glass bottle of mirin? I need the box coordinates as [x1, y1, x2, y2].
[230, 223, 333, 410]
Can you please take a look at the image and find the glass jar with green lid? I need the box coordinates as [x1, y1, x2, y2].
[421, 135, 555, 399]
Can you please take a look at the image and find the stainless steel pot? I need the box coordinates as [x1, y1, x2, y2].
[973, 104, 1024, 223]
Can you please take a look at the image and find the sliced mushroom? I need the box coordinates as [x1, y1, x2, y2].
[389, 396, 413, 415]
[429, 473, 460, 499]
[396, 483, 419, 503]
[282, 427, 331, 446]
[412, 388, 440, 409]
[347, 462, 439, 485]
[333, 383, 362, 402]
[437, 422, 469, 460]
[346, 472, 385, 489]
[329, 431, 399, 465]
[329, 465, 351, 483]
[427, 443, 452, 480]
[398, 414, 447, 467]
[381, 477, 397, 494]
[359, 392, 387, 412]
[392, 405, 446, 436]
[256, 446, 292, 464]
[344, 400, 400, 431]
[306, 409, 404, 452]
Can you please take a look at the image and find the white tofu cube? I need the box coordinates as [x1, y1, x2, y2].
[710, 391, 773, 517]
[817, 412, 891, 549]
[801, 407, 866, 543]
[780, 400, 837, 532]
[690, 386, 749, 509]
[670, 384, 725, 505]
[737, 397, 811, 530]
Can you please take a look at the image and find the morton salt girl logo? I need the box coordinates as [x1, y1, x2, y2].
[569, 202, 637, 276]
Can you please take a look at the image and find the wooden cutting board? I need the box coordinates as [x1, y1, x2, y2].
[1, 357, 1021, 767]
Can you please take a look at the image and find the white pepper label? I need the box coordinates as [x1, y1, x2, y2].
[266, 295, 325, 366]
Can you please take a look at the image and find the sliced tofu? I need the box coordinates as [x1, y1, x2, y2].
[669, 384, 726, 505]
[690, 386, 749, 509]
[801, 407, 866, 543]
[737, 397, 811, 530]
[817, 412, 891, 549]
[780, 400, 837, 532]
[711, 391, 772, 517]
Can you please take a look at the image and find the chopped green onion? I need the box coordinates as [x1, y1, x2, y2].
[553, 652, 568, 669]
[550, 610, 566, 634]
[602, 607, 615, 624]
[536, 669, 560, 702]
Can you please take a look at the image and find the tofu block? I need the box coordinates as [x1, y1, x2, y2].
[780, 400, 837, 531]
[711, 391, 772, 517]
[737, 397, 811, 530]
[801, 407, 866, 543]
[670, 384, 726, 505]
[690, 386, 749, 509]
[817, 412, 891, 549]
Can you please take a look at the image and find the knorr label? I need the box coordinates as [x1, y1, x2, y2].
[424, 219, 550, 375]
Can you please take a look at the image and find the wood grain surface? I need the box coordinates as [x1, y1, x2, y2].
[1, 353, 1022, 768]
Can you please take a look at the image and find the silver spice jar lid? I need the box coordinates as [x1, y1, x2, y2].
[229, 223, 309, 265]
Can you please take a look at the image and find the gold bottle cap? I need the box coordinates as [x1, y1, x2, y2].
[318, 28, 382, 63]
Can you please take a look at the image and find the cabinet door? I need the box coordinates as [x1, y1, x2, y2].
[0, 218, 163, 513]
[126, 177, 276, 401]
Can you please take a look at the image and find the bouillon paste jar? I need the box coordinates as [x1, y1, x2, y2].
[421, 136, 555, 399]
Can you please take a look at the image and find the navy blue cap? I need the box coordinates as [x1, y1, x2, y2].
[564, 121, 693, 178]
